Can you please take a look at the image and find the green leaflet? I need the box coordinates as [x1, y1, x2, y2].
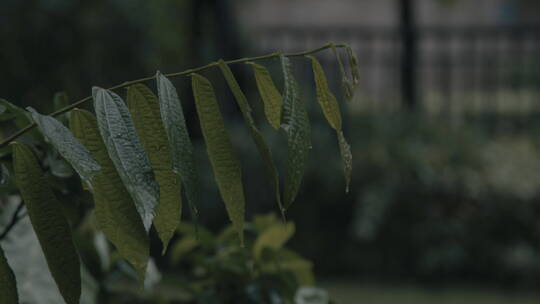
[191, 73, 245, 245]
[331, 45, 354, 102]
[12, 142, 81, 304]
[280, 56, 311, 209]
[92, 87, 159, 231]
[127, 84, 182, 252]
[308, 56, 342, 131]
[218, 60, 284, 216]
[308, 56, 352, 191]
[70, 109, 149, 280]
[156, 72, 199, 224]
[253, 222, 295, 260]
[28, 107, 101, 186]
[0, 244, 18, 304]
[246, 62, 283, 129]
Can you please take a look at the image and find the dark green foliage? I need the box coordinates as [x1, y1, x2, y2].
[12, 142, 81, 304]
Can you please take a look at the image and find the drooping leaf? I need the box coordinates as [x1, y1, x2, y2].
[92, 87, 159, 231]
[0, 244, 18, 304]
[12, 142, 81, 304]
[331, 45, 354, 102]
[308, 56, 342, 131]
[246, 62, 282, 129]
[191, 73, 245, 245]
[218, 60, 284, 216]
[156, 72, 200, 224]
[308, 56, 353, 191]
[70, 109, 149, 279]
[337, 130, 352, 193]
[280, 56, 311, 209]
[127, 84, 182, 251]
[28, 107, 101, 186]
[253, 222, 295, 259]
[0, 103, 6, 114]
[346, 45, 360, 88]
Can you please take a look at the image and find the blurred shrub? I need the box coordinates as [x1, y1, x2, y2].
[277, 111, 540, 288]
[167, 214, 316, 303]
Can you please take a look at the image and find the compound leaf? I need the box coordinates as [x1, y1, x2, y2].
[0, 244, 18, 304]
[127, 84, 181, 252]
[28, 108, 101, 186]
[93, 87, 159, 231]
[192, 73, 245, 245]
[218, 60, 284, 216]
[70, 109, 149, 280]
[246, 62, 282, 129]
[280, 56, 311, 209]
[12, 142, 81, 304]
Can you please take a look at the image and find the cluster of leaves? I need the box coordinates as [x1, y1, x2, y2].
[0, 44, 357, 304]
[167, 213, 318, 303]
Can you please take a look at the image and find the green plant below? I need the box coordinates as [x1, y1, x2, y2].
[164, 214, 318, 303]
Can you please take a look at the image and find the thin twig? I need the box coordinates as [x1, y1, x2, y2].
[0, 43, 348, 148]
[0, 200, 25, 240]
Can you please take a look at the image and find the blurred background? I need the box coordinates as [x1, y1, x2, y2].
[2, 0, 540, 303]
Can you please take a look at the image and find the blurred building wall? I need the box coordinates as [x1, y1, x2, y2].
[234, 0, 540, 114]
[235, 0, 540, 29]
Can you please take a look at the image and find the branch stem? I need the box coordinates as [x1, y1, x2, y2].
[0, 200, 25, 241]
[0, 43, 347, 148]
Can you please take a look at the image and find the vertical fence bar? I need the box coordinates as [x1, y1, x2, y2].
[399, 0, 418, 109]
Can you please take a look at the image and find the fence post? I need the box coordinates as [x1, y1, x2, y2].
[400, 0, 419, 109]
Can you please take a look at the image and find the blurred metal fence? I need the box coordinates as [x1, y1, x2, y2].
[253, 26, 540, 115]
